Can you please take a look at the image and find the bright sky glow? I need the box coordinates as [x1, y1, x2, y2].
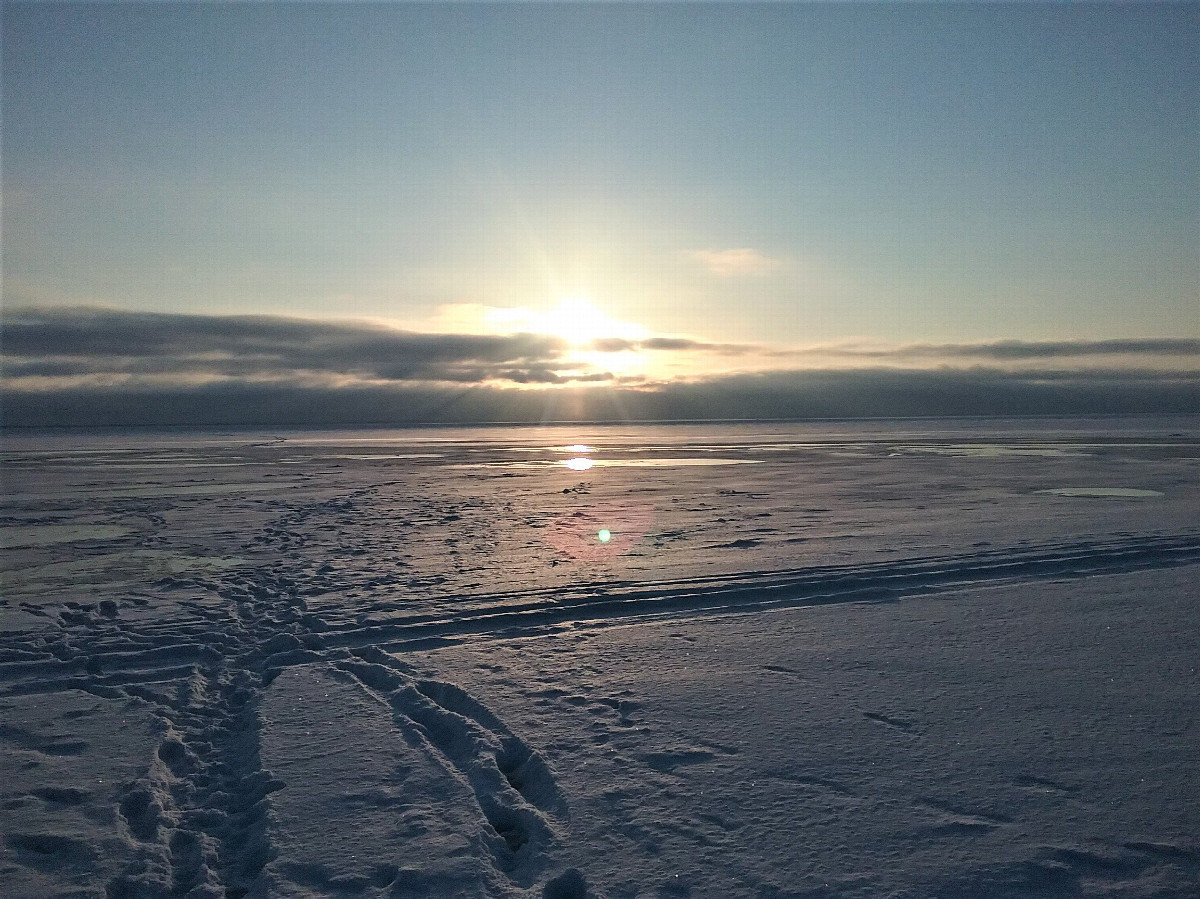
[541, 297, 646, 346]
[428, 300, 647, 343]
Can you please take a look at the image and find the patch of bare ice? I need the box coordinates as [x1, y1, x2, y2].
[0, 525, 135, 549]
[1038, 487, 1164, 498]
[894, 444, 1091, 458]
[449, 458, 765, 470]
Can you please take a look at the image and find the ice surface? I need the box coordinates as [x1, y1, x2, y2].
[1, 417, 1198, 896]
[1036, 487, 1165, 498]
[0, 525, 136, 549]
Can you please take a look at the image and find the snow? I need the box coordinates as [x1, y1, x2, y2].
[1, 417, 1198, 897]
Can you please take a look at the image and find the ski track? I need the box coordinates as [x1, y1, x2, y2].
[2, 489, 1199, 896]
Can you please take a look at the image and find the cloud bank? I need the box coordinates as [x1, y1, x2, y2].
[2, 307, 1196, 427]
[2, 307, 579, 385]
[794, 338, 1200, 363]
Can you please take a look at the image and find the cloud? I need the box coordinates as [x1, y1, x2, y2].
[804, 338, 1200, 363]
[585, 334, 1200, 370]
[687, 248, 778, 277]
[641, 367, 1199, 420]
[3, 367, 1196, 429]
[1, 306, 581, 386]
[585, 336, 758, 355]
[3, 307, 1196, 427]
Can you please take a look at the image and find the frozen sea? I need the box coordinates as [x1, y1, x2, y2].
[1, 417, 1198, 898]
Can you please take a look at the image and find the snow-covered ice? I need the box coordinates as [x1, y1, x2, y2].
[2, 418, 1198, 897]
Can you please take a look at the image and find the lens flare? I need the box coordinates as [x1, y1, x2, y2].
[544, 501, 656, 562]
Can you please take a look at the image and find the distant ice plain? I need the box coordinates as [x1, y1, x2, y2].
[2, 417, 1198, 897]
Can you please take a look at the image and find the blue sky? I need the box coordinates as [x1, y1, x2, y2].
[2, 2, 1197, 425]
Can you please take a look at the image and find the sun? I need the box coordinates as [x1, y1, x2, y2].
[539, 296, 646, 346]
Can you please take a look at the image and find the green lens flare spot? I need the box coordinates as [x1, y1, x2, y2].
[597, 529, 612, 544]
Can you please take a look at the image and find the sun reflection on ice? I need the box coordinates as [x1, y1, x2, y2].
[564, 457, 594, 471]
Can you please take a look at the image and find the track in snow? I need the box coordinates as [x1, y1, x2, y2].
[2, 529, 1198, 897]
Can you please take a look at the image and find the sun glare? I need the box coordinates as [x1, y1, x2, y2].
[541, 296, 646, 346]
[442, 295, 655, 383]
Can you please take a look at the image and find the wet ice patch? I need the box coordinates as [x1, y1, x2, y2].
[450, 458, 764, 470]
[5, 482, 292, 503]
[104, 482, 291, 498]
[594, 458, 764, 467]
[0, 524, 134, 549]
[318, 453, 443, 460]
[4, 550, 246, 591]
[894, 444, 1090, 458]
[1037, 487, 1164, 498]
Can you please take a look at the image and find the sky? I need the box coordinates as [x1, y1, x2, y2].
[2, 1, 1198, 426]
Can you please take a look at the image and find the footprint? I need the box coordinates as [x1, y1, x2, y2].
[496, 737, 566, 816]
[543, 868, 588, 899]
[29, 786, 91, 806]
[761, 664, 803, 676]
[770, 771, 857, 798]
[118, 784, 163, 842]
[0, 724, 90, 756]
[917, 797, 1012, 832]
[4, 832, 97, 871]
[1015, 774, 1079, 795]
[641, 749, 716, 774]
[862, 711, 917, 735]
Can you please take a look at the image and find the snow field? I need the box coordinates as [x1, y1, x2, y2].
[1, 419, 1197, 896]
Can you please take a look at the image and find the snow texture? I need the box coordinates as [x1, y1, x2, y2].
[1, 417, 1198, 897]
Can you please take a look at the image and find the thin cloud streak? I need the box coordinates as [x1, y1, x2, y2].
[687, 248, 778, 277]
[586, 336, 758, 355]
[812, 338, 1200, 361]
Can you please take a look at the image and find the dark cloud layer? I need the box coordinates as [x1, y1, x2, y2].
[3, 368, 1196, 429]
[2, 308, 1197, 427]
[828, 338, 1200, 361]
[2, 307, 571, 384]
